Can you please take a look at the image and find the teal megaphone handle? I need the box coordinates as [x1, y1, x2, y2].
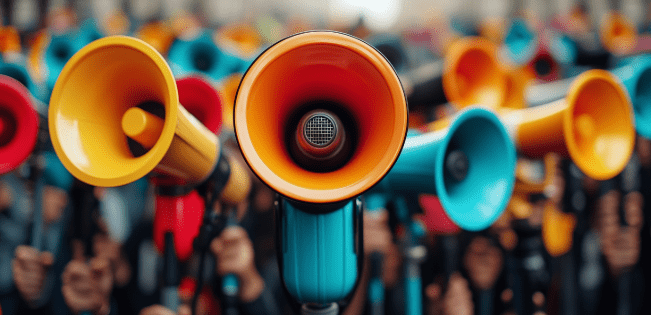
[364, 193, 388, 315]
[610, 55, 651, 139]
[279, 198, 360, 305]
[393, 197, 426, 315]
[221, 212, 240, 315]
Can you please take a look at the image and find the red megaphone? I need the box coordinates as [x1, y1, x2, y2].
[152, 76, 223, 262]
[0, 75, 38, 175]
[528, 45, 560, 82]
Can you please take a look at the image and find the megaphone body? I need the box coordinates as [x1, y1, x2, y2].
[500, 69, 635, 180]
[375, 108, 516, 231]
[0, 75, 39, 175]
[42, 31, 78, 98]
[502, 18, 537, 65]
[234, 31, 408, 306]
[168, 31, 251, 84]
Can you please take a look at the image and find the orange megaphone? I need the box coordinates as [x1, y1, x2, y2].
[0, 75, 39, 175]
[234, 31, 407, 204]
[442, 37, 509, 110]
[135, 21, 175, 55]
[48, 36, 249, 204]
[499, 69, 635, 180]
[600, 12, 637, 55]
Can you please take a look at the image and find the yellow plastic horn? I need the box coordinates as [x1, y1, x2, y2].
[49, 36, 221, 187]
[500, 69, 635, 180]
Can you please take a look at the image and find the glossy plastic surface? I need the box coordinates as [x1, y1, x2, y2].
[281, 200, 358, 304]
[234, 31, 408, 204]
[378, 108, 516, 231]
[0, 75, 38, 175]
[153, 191, 205, 262]
[610, 55, 651, 139]
[443, 37, 508, 110]
[49, 36, 219, 187]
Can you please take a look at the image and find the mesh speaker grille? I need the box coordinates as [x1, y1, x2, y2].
[304, 114, 336, 147]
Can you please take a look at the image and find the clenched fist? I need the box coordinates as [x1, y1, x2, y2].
[12, 246, 54, 305]
[61, 258, 113, 315]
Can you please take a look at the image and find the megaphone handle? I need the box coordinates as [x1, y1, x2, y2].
[403, 226, 423, 315]
[162, 232, 180, 311]
[368, 252, 385, 315]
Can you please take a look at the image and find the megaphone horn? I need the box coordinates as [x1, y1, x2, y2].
[610, 55, 651, 139]
[49, 36, 220, 187]
[0, 75, 39, 175]
[378, 107, 516, 231]
[501, 69, 635, 180]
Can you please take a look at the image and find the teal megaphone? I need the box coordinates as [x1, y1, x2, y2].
[167, 31, 251, 83]
[375, 107, 516, 231]
[610, 55, 651, 139]
[43, 31, 77, 98]
[503, 18, 537, 65]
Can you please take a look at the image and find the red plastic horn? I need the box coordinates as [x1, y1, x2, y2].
[176, 76, 223, 135]
[0, 75, 38, 175]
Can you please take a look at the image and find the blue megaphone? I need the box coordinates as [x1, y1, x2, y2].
[610, 54, 651, 139]
[0, 60, 47, 103]
[168, 31, 251, 83]
[376, 107, 516, 231]
[503, 18, 537, 65]
[75, 19, 104, 48]
[43, 31, 77, 98]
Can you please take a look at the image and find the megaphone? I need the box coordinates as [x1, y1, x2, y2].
[443, 37, 509, 110]
[48, 36, 249, 205]
[234, 31, 408, 306]
[502, 18, 537, 65]
[0, 60, 46, 103]
[168, 31, 250, 83]
[528, 46, 560, 82]
[610, 55, 651, 139]
[42, 31, 77, 96]
[135, 21, 175, 55]
[376, 108, 516, 231]
[0, 75, 39, 175]
[500, 69, 635, 180]
[600, 12, 637, 55]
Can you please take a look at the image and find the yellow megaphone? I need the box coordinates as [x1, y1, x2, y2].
[600, 12, 637, 55]
[48, 36, 248, 204]
[500, 70, 635, 180]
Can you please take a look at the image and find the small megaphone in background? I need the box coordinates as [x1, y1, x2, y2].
[367, 34, 410, 74]
[234, 31, 408, 307]
[610, 55, 651, 139]
[500, 69, 635, 180]
[135, 21, 175, 55]
[0, 75, 39, 175]
[376, 107, 516, 231]
[502, 18, 538, 65]
[31, 30, 77, 99]
[167, 31, 250, 83]
[0, 26, 21, 58]
[600, 11, 637, 56]
[527, 45, 560, 82]
[215, 22, 265, 59]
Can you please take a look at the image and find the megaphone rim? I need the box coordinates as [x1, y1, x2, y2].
[48, 36, 179, 187]
[234, 30, 408, 204]
[563, 69, 635, 180]
[614, 55, 651, 139]
[435, 106, 516, 231]
[0, 74, 39, 175]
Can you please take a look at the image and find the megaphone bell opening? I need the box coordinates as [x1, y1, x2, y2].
[192, 43, 216, 72]
[123, 101, 166, 158]
[444, 149, 469, 182]
[54, 44, 71, 61]
[534, 58, 552, 77]
[0, 67, 29, 88]
[0, 109, 17, 146]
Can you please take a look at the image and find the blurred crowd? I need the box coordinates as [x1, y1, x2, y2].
[2, 0, 651, 315]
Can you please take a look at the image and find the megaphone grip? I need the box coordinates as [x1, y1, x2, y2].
[219, 157, 251, 205]
[122, 107, 165, 149]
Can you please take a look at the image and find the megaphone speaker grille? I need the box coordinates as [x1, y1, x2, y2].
[235, 31, 408, 204]
[565, 70, 635, 180]
[304, 114, 336, 147]
[49, 36, 180, 187]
